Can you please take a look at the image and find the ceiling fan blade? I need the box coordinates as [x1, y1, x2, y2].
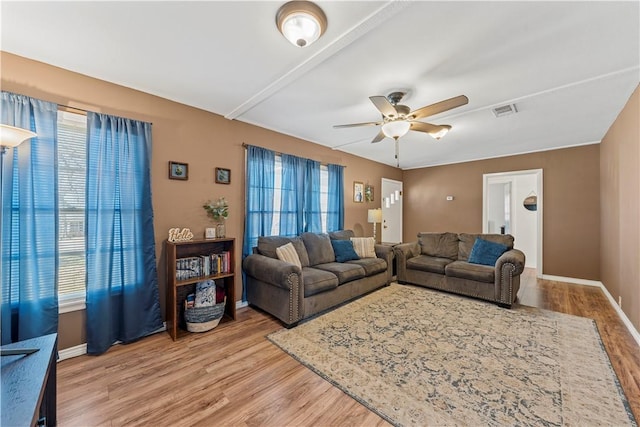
[409, 95, 469, 120]
[369, 96, 398, 118]
[409, 121, 442, 133]
[371, 129, 386, 143]
[333, 121, 381, 129]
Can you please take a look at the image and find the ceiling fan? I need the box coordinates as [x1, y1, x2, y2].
[334, 91, 468, 143]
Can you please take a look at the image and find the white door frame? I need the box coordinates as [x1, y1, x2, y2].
[482, 169, 543, 277]
[381, 178, 403, 244]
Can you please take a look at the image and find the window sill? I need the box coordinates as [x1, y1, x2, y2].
[59, 293, 86, 314]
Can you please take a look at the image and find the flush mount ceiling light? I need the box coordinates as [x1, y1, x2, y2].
[276, 1, 327, 47]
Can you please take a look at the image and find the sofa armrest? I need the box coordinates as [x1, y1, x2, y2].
[375, 244, 395, 283]
[242, 253, 302, 291]
[393, 242, 420, 283]
[496, 249, 525, 276]
[494, 248, 526, 305]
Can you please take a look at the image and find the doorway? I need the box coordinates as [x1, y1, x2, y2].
[381, 178, 403, 244]
[483, 169, 543, 277]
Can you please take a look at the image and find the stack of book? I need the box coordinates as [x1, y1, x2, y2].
[175, 251, 231, 281]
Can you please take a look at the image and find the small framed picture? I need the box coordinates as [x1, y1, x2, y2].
[215, 167, 231, 184]
[365, 184, 374, 202]
[169, 161, 188, 180]
[353, 181, 364, 203]
[205, 227, 216, 239]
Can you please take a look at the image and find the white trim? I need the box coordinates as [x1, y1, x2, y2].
[542, 275, 640, 346]
[58, 296, 86, 314]
[58, 343, 87, 361]
[541, 275, 602, 287]
[483, 169, 543, 277]
[236, 300, 248, 309]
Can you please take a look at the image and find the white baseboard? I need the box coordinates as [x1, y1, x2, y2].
[58, 343, 87, 361]
[236, 300, 248, 309]
[541, 274, 640, 347]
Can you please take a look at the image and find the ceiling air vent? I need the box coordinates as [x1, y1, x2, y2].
[492, 104, 517, 118]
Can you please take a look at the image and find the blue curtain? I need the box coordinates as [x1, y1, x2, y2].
[1, 92, 59, 344]
[280, 154, 303, 237]
[85, 112, 161, 355]
[304, 159, 322, 232]
[326, 164, 344, 232]
[243, 146, 275, 299]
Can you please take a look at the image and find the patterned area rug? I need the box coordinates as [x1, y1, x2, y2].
[268, 284, 637, 427]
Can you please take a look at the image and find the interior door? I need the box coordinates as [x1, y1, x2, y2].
[381, 178, 403, 244]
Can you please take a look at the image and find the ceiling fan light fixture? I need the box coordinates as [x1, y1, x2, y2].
[429, 125, 451, 140]
[276, 1, 327, 48]
[382, 120, 410, 139]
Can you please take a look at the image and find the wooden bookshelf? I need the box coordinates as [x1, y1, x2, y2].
[165, 238, 236, 341]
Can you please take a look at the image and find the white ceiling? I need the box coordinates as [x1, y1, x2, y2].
[2, 1, 639, 169]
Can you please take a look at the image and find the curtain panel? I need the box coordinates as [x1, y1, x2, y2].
[1, 91, 59, 344]
[85, 112, 162, 355]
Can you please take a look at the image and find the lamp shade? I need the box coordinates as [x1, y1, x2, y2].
[367, 208, 382, 223]
[0, 124, 36, 148]
[276, 1, 327, 47]
[382, 120, 410, 139]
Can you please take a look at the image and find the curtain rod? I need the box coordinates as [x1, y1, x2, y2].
[58, 105, 153, 125]
[242, 143, 345, 168]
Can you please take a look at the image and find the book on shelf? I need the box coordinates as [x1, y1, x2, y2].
[175, 251, 232, 281]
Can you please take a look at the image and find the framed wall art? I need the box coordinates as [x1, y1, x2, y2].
[365, 184, 374, 202]
[169, 161, 188, 180]
[215, 167, 231, 184]
[353, 181, 364, 203]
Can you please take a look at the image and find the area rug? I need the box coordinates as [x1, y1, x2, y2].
[268, 284, 637, 427]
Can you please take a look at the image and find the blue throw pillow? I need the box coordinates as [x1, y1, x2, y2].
[468, 238, 509, 266]
[331, 239, 360, 262]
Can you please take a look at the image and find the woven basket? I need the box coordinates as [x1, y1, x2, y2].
[185, 298, 226, 333]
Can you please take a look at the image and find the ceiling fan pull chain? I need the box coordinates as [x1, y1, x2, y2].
[395, 138, 400, 168]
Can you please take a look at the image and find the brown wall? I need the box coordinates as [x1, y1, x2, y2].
[1, 52, 401, 349]
[600, 85, 640, 331]
[402, 144, 601, 280]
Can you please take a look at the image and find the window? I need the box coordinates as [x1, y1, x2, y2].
[269, 156, 329, 235]
[57, 109, 87, 310]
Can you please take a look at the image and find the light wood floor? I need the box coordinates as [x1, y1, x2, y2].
[57, 271, 640, 426]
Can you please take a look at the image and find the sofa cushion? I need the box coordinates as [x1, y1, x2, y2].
[347, 258, 387, 276]
[275, 242, 302, 268]
[468, 238, 509, 266]
[445, 260, 495, 283]
[329, 229, 355, 241]
[407, 255, 454, 275]
[331, 239, 360, 262]
[458, 233, 514, 261]
[314, 262, 366, 285]
[418, 232, 459, 260]
[257, 236, 310, 267]
[351, 237, 376, 258]
[301, 232, 336, 266]
[302, 267, 339, 297]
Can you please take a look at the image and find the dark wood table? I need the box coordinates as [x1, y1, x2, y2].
[1, 333, 57, 426]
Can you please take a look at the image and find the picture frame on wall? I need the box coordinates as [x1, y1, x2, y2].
[365, 184, 374, 202]
[354, 181, 364, 203]
[168, 161, 188, 180]
[215, 167, 231, 184]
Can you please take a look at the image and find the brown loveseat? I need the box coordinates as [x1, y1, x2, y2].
[394, 232, 525, 307]
[243, 230, 393, 327]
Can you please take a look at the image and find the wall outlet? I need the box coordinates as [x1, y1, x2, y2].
[446, 196, 454, 201]
[618, 296, 622, 308]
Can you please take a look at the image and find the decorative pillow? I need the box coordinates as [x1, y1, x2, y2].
[276, 242, 302, 268]
[350, 237, 376, 258]
[301, 232, 335, 266]
[468, 238, 509, 266]
[194, 280, 216, 307]
[331, 239, 360, 262]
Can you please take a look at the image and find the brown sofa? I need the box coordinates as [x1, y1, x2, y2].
[243, 230, 393, 327]
[394, 232, 525, 307]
